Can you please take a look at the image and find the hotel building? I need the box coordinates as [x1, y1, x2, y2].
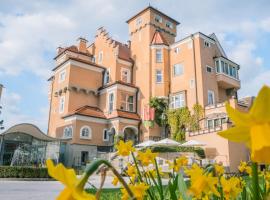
[47, 6, 250, 170]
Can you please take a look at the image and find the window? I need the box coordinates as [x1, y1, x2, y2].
[207, 90, 215, 105]
[224, 63, 229, 75]
[174, 47, 180, 54]
[215, 60, 220, 73]
[136, 17, 142, 26]
[207, 120, 214, 129]
[173, 63, 184, 76]
[190, 79, 195, 89]
[155, 15, 162, 23]
[170, 93, 185, 109]
[120, 94, 134, 112]
[214, 119, 221, 127]
[138, 31, 142, 41]
[156, 49, 162, 63]
[108, 92, 114, 113]
[121, 68, 131, 83]
[59, 70, 66, 83]
[98, 51, 103, 64]
[103, 129, 109, 141]
[92, 56, 96, 63]
[204, 40, 210, 48]
[104, 69, 110, 85]
[156, 70, 163, 83]
[206, 66, 212, 73]
[63, 126, 73, 138]
[166, 21, 173, 29]
[59, 96, 65, 113]
[81, 151, 89, 165]
[80, 126, 91, 139]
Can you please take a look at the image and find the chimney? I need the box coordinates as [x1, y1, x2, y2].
[127, 40, 131, 48]
[0, 84, 3, 102]
[77, 37, 88, 53]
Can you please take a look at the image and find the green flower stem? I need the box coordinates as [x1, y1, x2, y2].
[251, 162, 260, 200]
[77, 159, 135, 199]
[154, 159, 164, 200]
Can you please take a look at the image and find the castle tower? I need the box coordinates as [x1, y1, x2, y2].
[126, 6, 179, 140]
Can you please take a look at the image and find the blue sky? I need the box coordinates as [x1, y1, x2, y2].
[0, 0, 270, 132]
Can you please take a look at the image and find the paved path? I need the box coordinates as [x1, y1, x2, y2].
[0, 176, 168, 200]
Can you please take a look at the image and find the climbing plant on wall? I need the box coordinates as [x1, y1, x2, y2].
[149, 97, 168, 127]
[167, 104, 204, 142]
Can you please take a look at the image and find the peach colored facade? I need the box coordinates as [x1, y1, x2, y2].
[48, 6, 250, 170]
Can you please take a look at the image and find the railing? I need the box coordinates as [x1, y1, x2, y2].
[188, 125, 224, 137]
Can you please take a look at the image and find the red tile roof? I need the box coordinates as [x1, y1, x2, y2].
[113, 41, 132, 62]
[63, 106, 141, 121]
[151, 30, 169, 46]
[65, 106, 106, 119]
[55, 45, 92, 60]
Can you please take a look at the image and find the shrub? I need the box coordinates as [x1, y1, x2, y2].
[0, 166, 49, 178]
[149, 146, 205, 158]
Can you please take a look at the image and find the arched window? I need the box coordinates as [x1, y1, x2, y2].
[103, 129, 109, 141]
[80, 126, 91, 139]
[63, 126, 73, 138]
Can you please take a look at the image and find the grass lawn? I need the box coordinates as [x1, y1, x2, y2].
[86, 188, 121, 200]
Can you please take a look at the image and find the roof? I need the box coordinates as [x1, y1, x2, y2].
[64, 106, 141, 121]
[52, 57, 106, 72]
[98, 80, 139, 91]
[0, 123, 58, 141]
[117, 42, 133, 62]
[109, 110, 141, 121]
[65, 106, 106, 119]
[151, 30, 169, 46]
[126, 6, 180, 25]
[54, 45, 92, 60]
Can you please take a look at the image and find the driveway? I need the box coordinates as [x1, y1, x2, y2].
[0, 176, 168, 199]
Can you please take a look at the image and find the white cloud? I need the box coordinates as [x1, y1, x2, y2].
[0, 89, 48, 133]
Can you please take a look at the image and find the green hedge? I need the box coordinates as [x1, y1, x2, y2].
[0, 166, 49, 178]
[148, 146, 206, 159]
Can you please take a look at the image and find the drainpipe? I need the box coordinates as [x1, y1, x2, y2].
[47, 77, 54, 134]
[191, 34, 199, 104]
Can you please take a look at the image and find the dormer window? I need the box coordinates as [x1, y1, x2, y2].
[98, 51, 103, 64]
[121, 68, 131, 83]
[155, 15, 162, 23]
[174, 47, 180, 54]
[59, 70, 66, 83]
[204, 40, 210, 48]
[136, 17, 142, 26]
[104, 69, 110, 85]
[166, 21, 173, 29]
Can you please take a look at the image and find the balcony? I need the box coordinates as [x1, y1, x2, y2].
[216, 73, 240, 89]
[214, 57, 240, 89]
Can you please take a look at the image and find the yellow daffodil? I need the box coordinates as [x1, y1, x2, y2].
[264, 171, 270, 191]
[218, 86, 270, 164]
[112, 176, 119, 186]
[120, 188, 129, 200]
[130, 183, 150, 200]
[115, 140, 135, 157]
[144, 167, 164, 178]
[238, 161, 252, 175]
[137, 149, 158, 166]
[46, 160, 95, 200]
[220, 176, 243, 200]
[185, 164, 219, 198]
[214, 164, 224, 176]
[171, 156, 188, 172]
[121, 183, 149, 200]
[126, 163, 136, 181]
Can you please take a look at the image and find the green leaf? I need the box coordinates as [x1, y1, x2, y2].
[178, 173, 191, 200]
